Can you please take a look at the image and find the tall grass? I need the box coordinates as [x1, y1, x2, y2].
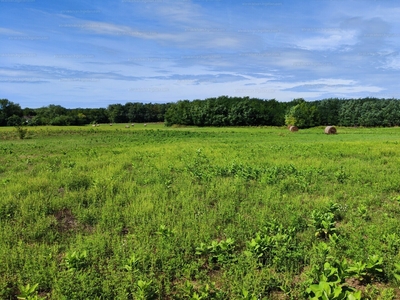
[1, 125, 400, 299]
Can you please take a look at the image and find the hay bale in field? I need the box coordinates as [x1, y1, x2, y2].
[289, 126, 298, 132]
[125, 125, 130, 128]
[144, 124, 147, 127]
[325, 126, 337, 134]
[109, 123, 113, 126]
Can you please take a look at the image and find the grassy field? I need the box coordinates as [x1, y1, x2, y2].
[1, 124, 400, 299]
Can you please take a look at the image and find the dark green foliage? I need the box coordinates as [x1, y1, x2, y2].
[165, 96, 400, 128]
[285, 99, 320, 128]
[165, 96, 286, 127]
[2, 96, 400, 128]
[0, 99, 23, 126]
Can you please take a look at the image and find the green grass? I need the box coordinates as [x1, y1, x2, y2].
[1, 125, 400, 299]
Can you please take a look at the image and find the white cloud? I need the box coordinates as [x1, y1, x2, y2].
[296, 30, 358, 51]
[0, 27, 22, 35]
[382, 56, 400, 70]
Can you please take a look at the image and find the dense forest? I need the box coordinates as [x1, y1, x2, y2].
[0, 99, 169, 126]
[1, 96, 400, 128]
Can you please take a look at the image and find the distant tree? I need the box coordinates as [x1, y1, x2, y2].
[126, 102, 146, 123]
[164, 100, 192, 126]
[107, 104, 127, 123]
[0, 99, 23, 126]
[7, 114, 23, 126]
[228, 101, 255, 126]
[22, 107, 37, 117]
[285, 100, 319, 128]
[315, 98, 341, 125]
[84, 108, 109, 124]
[382, 100, 400, 126]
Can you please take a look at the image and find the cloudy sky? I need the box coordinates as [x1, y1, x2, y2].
[1, 0, 400, 108]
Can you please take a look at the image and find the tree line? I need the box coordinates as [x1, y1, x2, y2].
[164, 96, 400, 128]
[0, 99, 170, 126]
[1, 96, 400, 128]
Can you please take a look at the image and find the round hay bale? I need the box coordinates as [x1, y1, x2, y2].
[324, 126, 337, 134]
[289, 126, 298, 132]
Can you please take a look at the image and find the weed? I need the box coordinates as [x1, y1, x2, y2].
[15, 126, 28, 140]
[196, 238, 236, 265]
[64, 250, 88, 271]
[306, 261, 362, 300]
[357, 204, 370, 220]
[334, 167, 349, 184]
[17, 283, 44, 300]
[123, 253, 141, 273]
[135, 279, 157, 300]
[156, 224, 175, 238]
[310, 210, 337, 239]
[347, 255, 384, 283]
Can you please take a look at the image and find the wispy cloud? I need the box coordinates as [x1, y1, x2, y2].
[0, 27, 22, 35]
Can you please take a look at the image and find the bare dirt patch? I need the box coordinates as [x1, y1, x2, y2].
[54, 208, 77, 232]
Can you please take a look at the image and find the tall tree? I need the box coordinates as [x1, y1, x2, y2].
[285, 100, 319, 128]
[0, 99, 23, 126]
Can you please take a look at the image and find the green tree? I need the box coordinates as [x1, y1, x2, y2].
[107, 104, 127, 123]
[0, 99, 23, 126]
[164, 100, 192, 126]
[7, 114, 23, 126]
[315, 98, 341, 125]
[285, 99, 319, 128]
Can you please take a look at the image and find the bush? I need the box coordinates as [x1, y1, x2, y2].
[15, 126, 28, 139]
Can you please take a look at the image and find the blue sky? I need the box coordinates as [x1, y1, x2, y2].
[1, 0, 400, 108]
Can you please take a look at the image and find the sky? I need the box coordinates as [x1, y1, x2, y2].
[1, 0, 400, 108]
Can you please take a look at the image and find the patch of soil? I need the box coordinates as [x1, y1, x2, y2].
[54, 208, 77, 232]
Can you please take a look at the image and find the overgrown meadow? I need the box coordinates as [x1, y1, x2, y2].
[1, 125, 400, 299]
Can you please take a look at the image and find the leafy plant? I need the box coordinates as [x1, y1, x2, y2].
[310, 211, 336, 239]
[156, 224, 174, 238]
[244, 221, 303, 271]
[242, 288, 258, 300]
[196, 238, 236, 265]
[17, 283, 44, 300]
[347, 255, 384, 283]
[245, 232, 274, 266]
[393, 263, 400, 283]
[135, 279, 157, 300]
[15, 126, 28, 140]
[381, 233, 400, 254]
[306, 262, 361, 300]
[64, 250, 88, 271]
[334, 167, 349, 184]
[357, 204, 370, 220]
[190, 282, 225, 300]
[184, 148, 213, 182]
[123, 253, 141, 273]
